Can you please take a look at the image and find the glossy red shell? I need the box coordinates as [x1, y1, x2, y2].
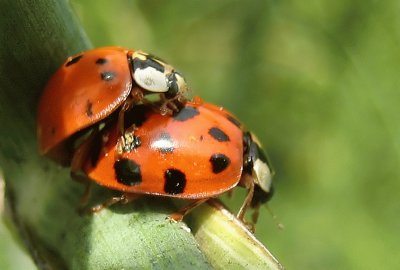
[37, 47, 133, 162]
[84, 101, 244, 198]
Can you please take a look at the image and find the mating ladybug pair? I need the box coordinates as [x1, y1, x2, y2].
[37, 46, 274, 225]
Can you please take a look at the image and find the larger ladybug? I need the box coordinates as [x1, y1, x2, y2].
[37, 46, 188, 164]
[81, 99, 273, 222]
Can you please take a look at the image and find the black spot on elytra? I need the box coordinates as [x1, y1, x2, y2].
[96, 58, 108, 65]
[100, 71, 116, 81]
[65, 55, 83, 67]
[164, 169, 186, 194]
[123, 104, 150, 128]
[86, 101, 93, 117]
[173, 106, 199, 121]
[209, 127, 230, 142]
[51, 127, 56, 135]
[114, 159, 142, 186]
[153, 132, 175, 154]
[227, 115, 242, 128]
[210, 153, 230, 174]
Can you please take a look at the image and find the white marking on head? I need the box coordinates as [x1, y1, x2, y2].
[133, 67, 169, 93]
[253, 159, 272, 192]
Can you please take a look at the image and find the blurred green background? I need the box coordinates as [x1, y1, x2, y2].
[2, 0, 400, 269]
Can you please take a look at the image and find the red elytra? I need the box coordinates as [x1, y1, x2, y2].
[37, 46, 188, 165]
[37, 47, 131, 163]
[84, 100, 244, 198]
[80, 100, 274, 222]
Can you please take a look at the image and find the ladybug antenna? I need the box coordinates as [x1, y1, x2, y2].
[264, 204, 284, 230]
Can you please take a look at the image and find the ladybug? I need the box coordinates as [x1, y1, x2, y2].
[37, 46, 188, 165]
[80, 99, 273, 223]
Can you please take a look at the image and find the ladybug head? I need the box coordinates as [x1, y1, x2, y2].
[243, 132, 274, 205]
[130, 51, 188, 99]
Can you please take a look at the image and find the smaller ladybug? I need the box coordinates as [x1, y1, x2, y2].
[78, 99, 273, 224]
[37, 46, 188, 165]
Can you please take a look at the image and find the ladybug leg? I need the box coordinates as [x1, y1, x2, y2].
[77, 181, 93, 209]
[157, 95, 175, 116]
[158, 93, 186, 116]
[164, 96, 179, 112]
[118, 97, 137, 138]
[70, 129, 101, 208]
[236, 175, 255, 222]
[251, 206, 260, 224]
[143, 97, 179, 116]
[89, 193, 141, 213]
[168, 198, 209, 222]
[118, 86, 147, 136]
[117, 94, 142, 153]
